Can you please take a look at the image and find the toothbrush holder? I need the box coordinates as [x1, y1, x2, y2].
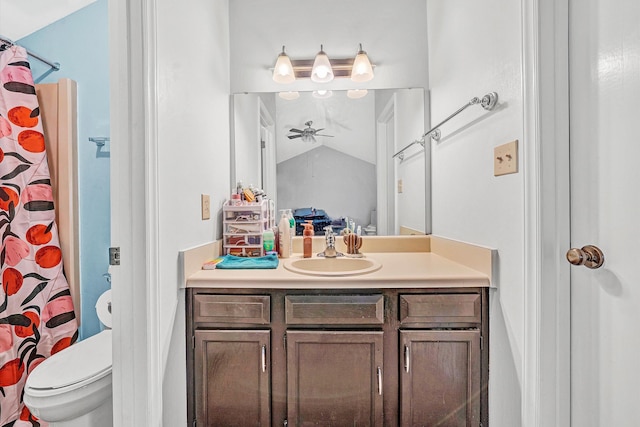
[343, 233, 363, 257]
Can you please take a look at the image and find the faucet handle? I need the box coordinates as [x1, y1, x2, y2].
[324, 226, 334, 239]
[324, 226, 335, 247]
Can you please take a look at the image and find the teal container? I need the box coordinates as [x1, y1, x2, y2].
[263, 230, 275, 252]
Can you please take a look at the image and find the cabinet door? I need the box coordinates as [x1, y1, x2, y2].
[400, 330, 480, 427]
[194, 330, 270, 426]
[287, 330, 384, 427]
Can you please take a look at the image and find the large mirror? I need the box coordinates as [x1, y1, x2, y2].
[232, 88, 428, 236]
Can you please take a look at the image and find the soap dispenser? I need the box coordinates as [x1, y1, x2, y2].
[303, 221, 314, 258]
[278, 212, 291, 258]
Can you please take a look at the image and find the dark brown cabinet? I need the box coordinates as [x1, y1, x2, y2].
[400, 330, 481, 427]
[187, 288, 488, 427]
[286, 331, 384, 426]
[194, 330, 270, 426]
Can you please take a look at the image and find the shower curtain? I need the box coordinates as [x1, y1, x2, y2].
[0, 45, 78, 426]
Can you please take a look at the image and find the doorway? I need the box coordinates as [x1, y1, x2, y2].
[376, 96, 396, 236]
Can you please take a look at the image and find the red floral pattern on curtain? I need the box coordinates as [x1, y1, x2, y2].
[0, 45, 78, 426]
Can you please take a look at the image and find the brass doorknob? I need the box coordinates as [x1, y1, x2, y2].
[566, 245, 604, 269]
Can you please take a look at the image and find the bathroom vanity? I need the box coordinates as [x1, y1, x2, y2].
[183, 236, 494, 427]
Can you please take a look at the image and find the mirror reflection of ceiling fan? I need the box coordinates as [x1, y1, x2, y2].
[287, 120, 334, 142]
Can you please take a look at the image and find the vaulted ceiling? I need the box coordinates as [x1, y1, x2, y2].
[0, 0, 96, 40]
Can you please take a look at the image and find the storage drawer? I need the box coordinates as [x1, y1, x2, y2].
[285, 295, 384, 325]
[399, 294, 481, 325]
[194, 295, 270, 324]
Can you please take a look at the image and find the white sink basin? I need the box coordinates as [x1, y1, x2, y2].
[283, 256, 382, 276]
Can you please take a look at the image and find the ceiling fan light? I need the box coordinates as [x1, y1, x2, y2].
[347, 89, 368, 99]
[278, 91, 300, 100]
[311, 45, 334, 83]
[351, 44, 374, 83]
[273, 46, 295, 84]
[312, 89, 333, 99]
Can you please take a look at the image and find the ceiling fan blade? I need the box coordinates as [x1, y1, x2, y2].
[289, 128, 304, 133]
[315, 134, 334, 137]
[314, 128, 325, 133]
[288, 134, 303, 139]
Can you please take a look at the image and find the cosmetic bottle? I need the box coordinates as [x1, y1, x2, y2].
[303, 222, 314, 258]
[278, 212, 291, 258]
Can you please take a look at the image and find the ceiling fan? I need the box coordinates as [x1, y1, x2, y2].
[287, 121, 334, 142]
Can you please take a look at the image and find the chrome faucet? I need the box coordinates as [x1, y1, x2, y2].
[320, 226, 339, 258]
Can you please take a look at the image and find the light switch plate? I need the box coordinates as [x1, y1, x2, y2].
[397, 179, 403, 193]
[494, 140, 518, 176]
[201, 194, 211, 220]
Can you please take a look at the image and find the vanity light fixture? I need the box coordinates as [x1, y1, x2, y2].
[351, 44, 374, 82]
[311, 45, 334, 83]
[271, 43, 375, 83]
[272, 46, 295, 84]
[312, 89, 333, 99]
[347, 89, 368, 99]
[278, 91, 300, 100]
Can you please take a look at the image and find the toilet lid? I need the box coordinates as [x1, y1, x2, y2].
[26, 330, 112, 393]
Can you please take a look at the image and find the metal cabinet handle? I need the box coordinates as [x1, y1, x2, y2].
[377, 367, 383, 395]
[566, 245, 604, 269]
[404, 345, 410, 373]
[261, 345, 267, 373]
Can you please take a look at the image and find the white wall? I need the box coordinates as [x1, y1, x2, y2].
[229, 0, 429, 93]
[395, 89, 426, 233]
[233, 93, 262, 188]
[155, 0, 230, 424]
[427, 0, 523, 426]
[277, 146, 376, 229]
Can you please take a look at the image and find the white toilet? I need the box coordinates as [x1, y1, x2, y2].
[24, 290, 113, 427]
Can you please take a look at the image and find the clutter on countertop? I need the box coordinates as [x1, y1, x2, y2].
[214, 254, 280, 270]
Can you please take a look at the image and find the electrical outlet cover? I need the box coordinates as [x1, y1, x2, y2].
[494, 140, 518, 176]
[201, 194, 211, 220]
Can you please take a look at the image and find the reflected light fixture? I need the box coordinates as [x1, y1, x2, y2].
[312, 90, 333, 99]
[311, 45, 334, 83]
[278, 91, 300, 100]
[351, 44, 374, 82]
[272, 46, 295, 83]
[347, 89, 368, 99]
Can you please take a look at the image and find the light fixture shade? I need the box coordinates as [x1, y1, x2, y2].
[311, 45, 334, 83]
[347, 89, 368, 99]
[278, 91, 300, 100]
[351, 44, 374, 82]
[273, 46, 295, 84]
[312, 90, 333, 99]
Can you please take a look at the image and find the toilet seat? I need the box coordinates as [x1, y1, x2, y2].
[26, 330, 112, 397]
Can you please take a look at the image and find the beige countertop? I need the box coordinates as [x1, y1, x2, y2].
[187, 251, 489, 289]
[182, 235, 496, 290]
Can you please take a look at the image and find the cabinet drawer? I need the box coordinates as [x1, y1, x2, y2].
[194, 295, 270, 324]
[285, 295, 384, 325]
[399, 294, 481, 325]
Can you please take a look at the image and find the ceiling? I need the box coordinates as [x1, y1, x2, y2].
[0, 0, 96, 40]
[275, 91, 377, 165]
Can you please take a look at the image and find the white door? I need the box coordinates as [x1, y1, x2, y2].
[569, 0, 640, 425]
